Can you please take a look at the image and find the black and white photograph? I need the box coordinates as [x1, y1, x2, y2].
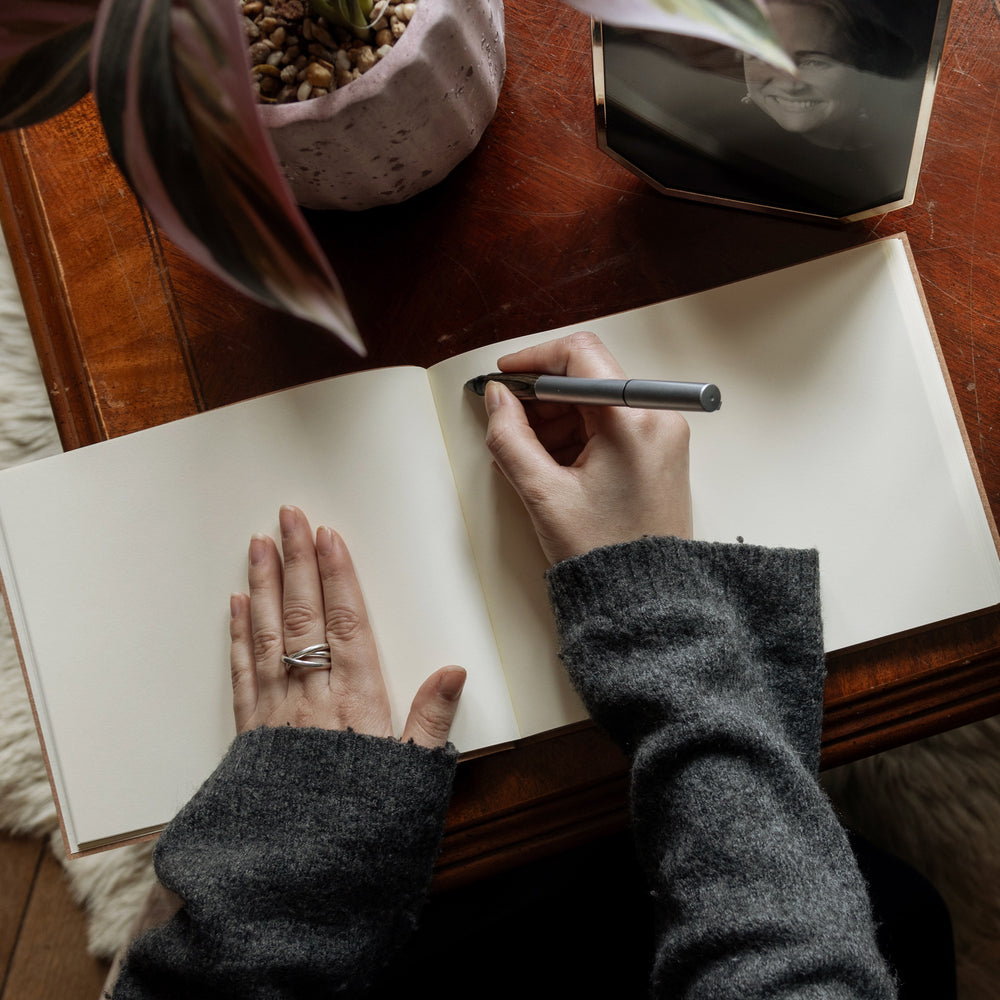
[595, 0, 951, 220]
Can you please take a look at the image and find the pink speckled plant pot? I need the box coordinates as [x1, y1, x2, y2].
[259, 0, 505, 210]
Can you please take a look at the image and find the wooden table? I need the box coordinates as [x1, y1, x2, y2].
[2, 0, 999, 888]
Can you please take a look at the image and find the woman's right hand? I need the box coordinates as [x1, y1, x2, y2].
[483, 332, 693, 565]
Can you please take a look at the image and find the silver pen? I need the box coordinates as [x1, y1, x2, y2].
[464, 373, 722, 412]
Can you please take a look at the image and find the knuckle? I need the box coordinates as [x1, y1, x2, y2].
[567, 330, 600, 350]
[484, 425, 548, 508]
[484, 419, 511, 457]
[411, 719, 446, 747]
[282, 599, 318, 637]
[419, 702, 452, 740]
[325, 605, 367, 644]
[485, 428, 527, 482]
[230, 663, 251, 692]
[251, 625, 283, 661]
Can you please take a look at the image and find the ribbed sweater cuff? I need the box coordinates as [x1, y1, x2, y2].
[545, 535, 819, 621]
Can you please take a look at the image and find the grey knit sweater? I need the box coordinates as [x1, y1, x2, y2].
[113, 536, 896, 999]
[546, 537, 896, 998]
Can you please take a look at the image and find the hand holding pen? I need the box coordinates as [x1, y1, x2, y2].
[479, 331, 693, 564]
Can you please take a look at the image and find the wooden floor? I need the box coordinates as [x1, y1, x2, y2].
[0, 833, 110, 1000]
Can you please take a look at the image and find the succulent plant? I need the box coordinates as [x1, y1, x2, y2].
[307, 0, 380, 30]
[0, 0, 788, 353]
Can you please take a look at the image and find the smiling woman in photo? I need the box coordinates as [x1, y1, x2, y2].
[743, 3, 873, 150]
[742, 0, 914, 152]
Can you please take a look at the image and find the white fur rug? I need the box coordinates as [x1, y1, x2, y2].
[0, 231, 997, 994]
[0, 232, 159, 961]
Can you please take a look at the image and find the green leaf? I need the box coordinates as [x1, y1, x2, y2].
[575, 0, 795, 73]
[651, 0, 793, 71]
[307, 0, 376, 31]
[92, 0, 363, 353]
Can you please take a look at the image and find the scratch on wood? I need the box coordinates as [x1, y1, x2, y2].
[440, 249, 490, 313]
[965, 87, 1000, 455]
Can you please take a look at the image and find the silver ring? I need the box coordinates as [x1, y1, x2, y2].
[281, 642, 332, 670]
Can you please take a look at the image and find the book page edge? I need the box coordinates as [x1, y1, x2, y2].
[892, 232, 1000, 560]
[0, 559, 78, 857]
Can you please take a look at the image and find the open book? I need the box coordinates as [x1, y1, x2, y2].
[2, 235, 999, 856]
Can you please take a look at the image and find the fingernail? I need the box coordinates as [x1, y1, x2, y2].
[438, 667, 467, 701]
[279, 505, 298, 537]
[230, 594, 242, 619]
[316, 525, 336, 556]
[484, 380, 505, 415]
[249, 534, 269, 565]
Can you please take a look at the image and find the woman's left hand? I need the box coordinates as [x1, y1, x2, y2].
[229, 505, 466, 747]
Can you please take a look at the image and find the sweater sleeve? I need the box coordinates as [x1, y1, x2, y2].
[545, 536, 897, 999]
[111, 726, 458, 1000]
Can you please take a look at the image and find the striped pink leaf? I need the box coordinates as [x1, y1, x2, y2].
[0, 1, 99, 127]
[92, 0, 363, 352]
[0, 1, 99, 61]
